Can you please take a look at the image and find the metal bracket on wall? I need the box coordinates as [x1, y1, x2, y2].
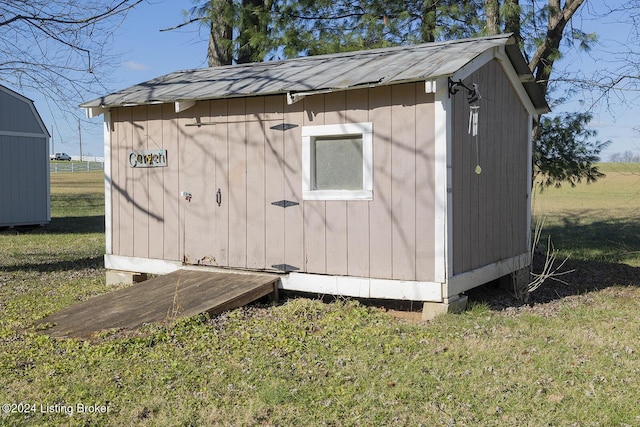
[271, 200, 299, 208]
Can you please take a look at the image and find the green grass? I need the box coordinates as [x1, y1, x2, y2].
[533, 163, 640, 268]
[1, 169, 640, 426]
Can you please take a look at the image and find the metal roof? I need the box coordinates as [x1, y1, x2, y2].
[81, 34, 548, 113]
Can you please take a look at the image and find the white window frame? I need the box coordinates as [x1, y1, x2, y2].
[302, 122, 373, 201]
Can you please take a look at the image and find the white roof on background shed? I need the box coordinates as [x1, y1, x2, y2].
[82, 34, 548, 114]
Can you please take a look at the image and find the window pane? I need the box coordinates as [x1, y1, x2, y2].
[312, 136, 363, 190]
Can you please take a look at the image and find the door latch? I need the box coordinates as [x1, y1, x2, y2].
[216, 188, 222, 207]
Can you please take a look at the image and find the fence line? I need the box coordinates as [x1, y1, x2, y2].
[50, 161, 104, 173]
[70, 155, 104, 162]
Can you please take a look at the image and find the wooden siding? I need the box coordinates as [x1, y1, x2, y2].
[0, 88, 49, 227]
[0, 136, 49, 226]
[450, 59, 530, 275]
[109, 82, 437, 282]
[0, 90, 45, 135]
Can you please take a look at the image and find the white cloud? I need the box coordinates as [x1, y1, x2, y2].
[122, 61, 149, 71]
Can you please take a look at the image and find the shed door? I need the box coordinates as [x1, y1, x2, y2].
[180, 99, 302, 272]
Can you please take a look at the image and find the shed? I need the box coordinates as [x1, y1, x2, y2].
[0, 85, 50, 227]
[82, 34, 549, 317]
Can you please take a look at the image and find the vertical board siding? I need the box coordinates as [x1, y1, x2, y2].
[162, 103, 180, 262]
[415, 91, 436, 281]
[301, 82, 436, 281]
[302, 95, 327, 274]
[283, 102, 305, 272]
[390, 84, 418, 280]
[110, 82, 437, 283]
[118, 107, 135, 257]
[227, 98, 248, 268]
[147, 104, 165, 260]
[323, 91, 349, 276]
[245, 97, 267, 269]
[0, 136, 48, 226]
[132, 106, 149, 258]
[109, 109, 120, 256]
[211, 99, 230, 267]
[345, 89, 371, 277]
[368, 86, 394, 279]
[451, 60, 530, 275]
[264, 95, 287, 271]
[0, 89, 44, 134]
[183, 101, 218, 264]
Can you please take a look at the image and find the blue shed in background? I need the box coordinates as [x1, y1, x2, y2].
[0, 84, 50, 227]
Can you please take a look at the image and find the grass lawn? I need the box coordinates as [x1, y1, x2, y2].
[1, 168, 639, 426]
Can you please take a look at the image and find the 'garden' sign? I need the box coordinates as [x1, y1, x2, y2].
[129, 149, 167, 168]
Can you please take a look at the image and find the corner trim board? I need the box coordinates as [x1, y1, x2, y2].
[446, 252, 531, 298]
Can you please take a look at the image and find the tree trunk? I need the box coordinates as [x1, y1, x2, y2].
[207, 0, 233, 67]
[529, 0, 584, 95]
[485, 0, 500, 35]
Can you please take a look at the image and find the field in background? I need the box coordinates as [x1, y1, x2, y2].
[0, 168, 639, 426]
[529, 163, 639, 301]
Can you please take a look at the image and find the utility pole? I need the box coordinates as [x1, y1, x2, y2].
[78, 119, 83, 162]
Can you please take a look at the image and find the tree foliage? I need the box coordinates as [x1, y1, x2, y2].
[534, 112, 609, 188]
[186, 0, 615, 187]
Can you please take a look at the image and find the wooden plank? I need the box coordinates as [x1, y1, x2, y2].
[368, 86, 393, 279]
[110, 108, 121, 256]
[246, 97, 266, 269]
[264, 95, 286, 270]
[302, 95, 327, 273]
[283, 101, 305, 272]
[38, 270, 280, 338]
[346, 89, 371, 277]
[182, 101, 217, 265]
[391, 84, 417, 280]
[415, 89, 435, 281]
[132, 106, 150, 259]
[212, 99, 230, 267]
[162, 103, 181, 262]
[119, 107, 135, 257]
[147, 104, 165, 260]
[228, 98, 248, 268]
[324, 91, 348, 275]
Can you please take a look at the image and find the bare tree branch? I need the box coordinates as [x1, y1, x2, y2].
[0, 0, 144, 115]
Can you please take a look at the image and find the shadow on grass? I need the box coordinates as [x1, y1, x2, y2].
[47, 216, 105, 234]
[1, 256, 104, 273]
[0, 216, 105, 273]
[468, 216, 640, 310]
[0, 216, 105, 235]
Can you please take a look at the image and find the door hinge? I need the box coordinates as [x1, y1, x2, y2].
[270, 123, 298, 131]
[271, 200, 299, 208]
[271, 264, 300, 272]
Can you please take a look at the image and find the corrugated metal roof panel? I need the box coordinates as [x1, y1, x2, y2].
[82, 34, 547, 113]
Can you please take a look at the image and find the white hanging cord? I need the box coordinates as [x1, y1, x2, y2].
[469, 105, 481, 174]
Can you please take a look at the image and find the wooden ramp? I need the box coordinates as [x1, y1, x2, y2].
[38, 269, 279, 338]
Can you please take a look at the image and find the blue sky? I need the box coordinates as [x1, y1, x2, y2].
[30, 0, 640, 160]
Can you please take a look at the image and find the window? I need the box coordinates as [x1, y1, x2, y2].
[302, 122, 373, 200]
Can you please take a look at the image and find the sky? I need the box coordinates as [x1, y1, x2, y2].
[26, 0, 640, 161]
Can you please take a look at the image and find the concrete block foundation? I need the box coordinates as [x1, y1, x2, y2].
[106, 270, 148, 286]
[422, 294, 468, 321]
